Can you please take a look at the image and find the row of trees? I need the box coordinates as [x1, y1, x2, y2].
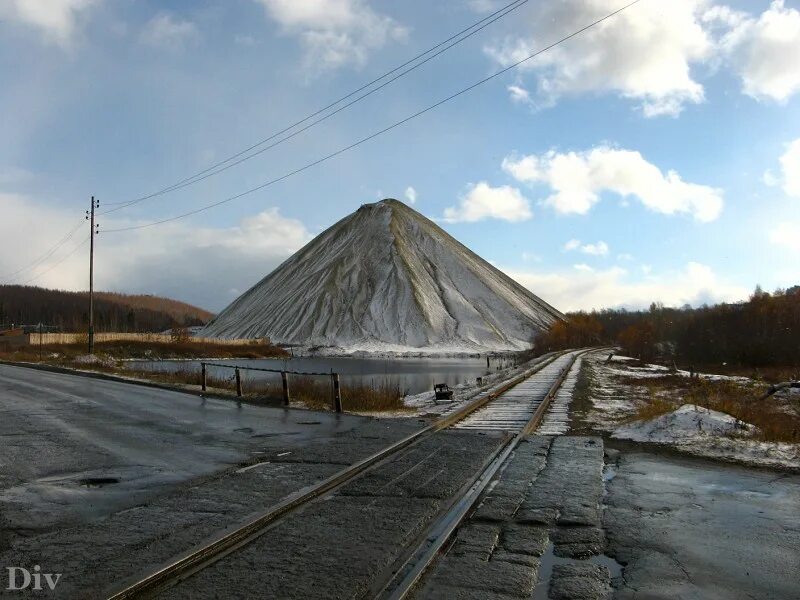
[535, 286, 800, 368]
[0, 286, 212, 333]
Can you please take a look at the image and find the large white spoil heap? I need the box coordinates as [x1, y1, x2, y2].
[202, 199, 563, 352]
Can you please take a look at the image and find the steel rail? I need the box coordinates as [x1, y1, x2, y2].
[104, 351, 569, 600]
[374, 349, 595, 600]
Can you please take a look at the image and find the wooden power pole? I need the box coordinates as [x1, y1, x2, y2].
[86, 196, 99, 354]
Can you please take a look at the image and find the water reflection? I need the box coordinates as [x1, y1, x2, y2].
[128, 356, 516, 395]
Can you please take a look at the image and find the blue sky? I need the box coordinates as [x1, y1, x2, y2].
[1, 0, 799, 312]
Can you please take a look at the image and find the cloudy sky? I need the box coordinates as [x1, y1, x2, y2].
[1, 0, 799, 313]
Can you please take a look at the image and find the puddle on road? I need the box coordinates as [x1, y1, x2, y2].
[531, 451, 625, 598]
[78, 477, 120, 487]
[0, 466, 182, 528]
[603, 464, 618, 483]
[532, 542, 623, 600]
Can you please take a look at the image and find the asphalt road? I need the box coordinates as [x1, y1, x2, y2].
[0, 363, 427, 598]
[605, 447, 800, 600]
[0, 363, 372, 531]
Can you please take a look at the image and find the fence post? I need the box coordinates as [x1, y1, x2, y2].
[201, 363, 207, 392]
[282, 371, 290, 406]
[235, 367, 243, 397]
[332, 373, 342, 413]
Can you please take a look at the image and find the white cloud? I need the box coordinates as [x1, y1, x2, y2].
[563, 239, 609, 256]
[485, 0, 712, 117]
[442, 182, 532, 223]
[502, 146, 723, 222]
[404, 186, 417, 205]
[507, 84, 533, 106]
[0, 0, 100, 45]
[255, 0, 407, 72]
[573, 263, 594, 272]
[764, 138, 800, 197]
[504, 261, 749, 312]
[581, 241, 609, 256]
[779, 138, 800, 198]
[769, 222, 800, 252]
[714, 1, 800, 103]
[141, 14, 200, 50]
[0, 194, 312, 311]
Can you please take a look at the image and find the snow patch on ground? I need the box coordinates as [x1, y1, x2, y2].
[614, 404, 753, 442]
[72, 354, 116, 367]
[614, 406, 799, 470]
[585, 354, 800, 471]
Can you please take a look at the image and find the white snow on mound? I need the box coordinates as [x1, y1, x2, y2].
[202, 199, 563, 352]
[613, 404, 800, 470]
[614, 404, 754, 443]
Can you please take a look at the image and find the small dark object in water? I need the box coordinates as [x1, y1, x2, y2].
[434, 383, 454, 401]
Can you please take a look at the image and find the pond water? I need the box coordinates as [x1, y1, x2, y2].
[127, 356, 518, 395]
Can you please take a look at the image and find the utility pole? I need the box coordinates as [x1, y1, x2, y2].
[86, 196, 99, 354]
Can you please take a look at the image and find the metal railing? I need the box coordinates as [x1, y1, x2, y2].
[199, 362, 343, 412]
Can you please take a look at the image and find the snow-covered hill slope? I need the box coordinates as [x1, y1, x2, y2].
[202, 199, 563, 352]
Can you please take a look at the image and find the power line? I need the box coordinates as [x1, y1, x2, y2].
[12, 235, 90, 287]
[0, 219, 85, 282]
[104, 0, 642, 234]
[99, 0, 529, 215]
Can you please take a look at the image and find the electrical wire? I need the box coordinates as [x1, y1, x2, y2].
[99, 0, 529, 214]
[12, 235, 90, 287]
[104, 0, 642, 234]
[0, 220, 85, 282]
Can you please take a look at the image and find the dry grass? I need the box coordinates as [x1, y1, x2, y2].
[619, 374, 800, 443]
[681, 364, 799, 384]
[0, 338, 288, 362]
[56, 362, 407, 413]
[568, 359, 596, 434]
[630, 396, 679, 422]
[243, 377, 407, 413]
[341, 381, 407, 412]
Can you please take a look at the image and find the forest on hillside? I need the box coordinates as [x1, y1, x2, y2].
[535, 285, 800, 369]
[0, 286, 214, 333]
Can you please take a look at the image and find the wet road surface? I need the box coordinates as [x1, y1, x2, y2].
[605, 447, 800, 600]
[0, 364, 423, 598]
[0, 363, 374, 529]
[158, 430, 506, 600]
[3, 361, 798, 599]
[416, 435, 614, 600]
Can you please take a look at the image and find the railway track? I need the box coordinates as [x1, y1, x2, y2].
[374, 350, 589, 599]
[106, 349, 592, 600]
